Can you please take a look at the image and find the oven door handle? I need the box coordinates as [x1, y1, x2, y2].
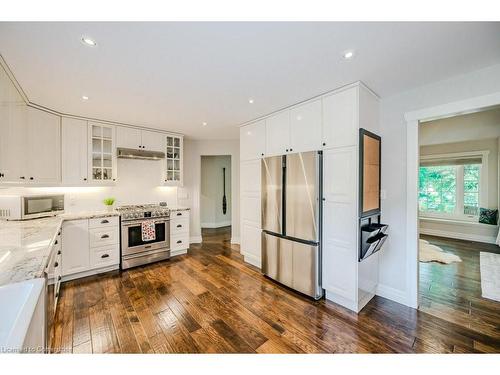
[122, 219, 169, 227]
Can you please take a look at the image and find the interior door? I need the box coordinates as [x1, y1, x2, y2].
[285, 151, 319, 242]
[261, 156, 283, 235]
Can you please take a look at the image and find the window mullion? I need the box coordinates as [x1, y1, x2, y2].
[456, 165, 464, 217]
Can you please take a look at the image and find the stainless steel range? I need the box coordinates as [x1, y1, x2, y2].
[116, 204, 171, 269]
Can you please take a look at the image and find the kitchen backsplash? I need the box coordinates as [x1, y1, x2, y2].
[0, 159, 178, 212]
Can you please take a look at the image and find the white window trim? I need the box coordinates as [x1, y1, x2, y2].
[419, 150, 489, 222]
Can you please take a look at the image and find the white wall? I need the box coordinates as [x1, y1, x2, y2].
[0, 158, 178, 211]
[180, 139, 240, 243]
[378, 63, 500, 306]
[200, 155, 232, 228]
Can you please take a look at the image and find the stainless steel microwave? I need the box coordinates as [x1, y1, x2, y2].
[0, 194, 64, 220]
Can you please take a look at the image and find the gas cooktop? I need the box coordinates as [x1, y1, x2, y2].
[115, 204, 170, 221]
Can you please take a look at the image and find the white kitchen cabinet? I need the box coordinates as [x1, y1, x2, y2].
[62, 118, 88, 185]
[116, 126, 142, 149]
[117, 126, 165, 152]
[290, 99, 322, 153]
[88, 122, 117, 183]
[265, 111, 290, 156]
[240, 159, 262, 268]
[322, 87, 358, 149]
[26, 107, 61, 184]
[164, 135, 183, 186]
[62, 219, 90, 276]
[0, 65, 27, 183]
[170, 210, 190, 256]
[141, 129, 165, 152]
[240, 119, 266, 160]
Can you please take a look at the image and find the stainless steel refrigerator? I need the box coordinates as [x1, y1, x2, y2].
[261, 151, 323, 299]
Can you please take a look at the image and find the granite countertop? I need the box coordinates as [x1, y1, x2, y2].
[0, 217, 63, 287]
[168, 206, 190, 212]
[0, 210, 119, 287]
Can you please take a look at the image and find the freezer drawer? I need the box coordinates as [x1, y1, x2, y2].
[262, 231, 322, 299]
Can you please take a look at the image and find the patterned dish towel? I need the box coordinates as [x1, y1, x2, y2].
[141, 220, 156, 242]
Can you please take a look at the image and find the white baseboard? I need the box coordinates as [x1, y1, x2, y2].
[325, 291, 358, 312]
[171, 249, 188, 257]
[376, 283, 409, 306]
[230, 236, 240, 244]
[241, 252, 261, 268]
[61, 265, 118, 283]
[189, 236, 202, 244]
[201, 221, 231, 229]
[420, 228, 496, 244]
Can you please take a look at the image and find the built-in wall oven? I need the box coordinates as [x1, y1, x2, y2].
[118, 204, 171, 269]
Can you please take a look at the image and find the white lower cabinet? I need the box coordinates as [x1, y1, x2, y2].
[61, 217, 119, 280]
[170, 210, 190, 256]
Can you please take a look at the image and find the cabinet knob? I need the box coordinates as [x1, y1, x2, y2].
[177, 240, 182, 244]
[177, 224, 182, 228]
[54, 262, 59, 268]
[29, 177, 34, 180]
[101, 254, 110, 259]
[55, 292, 59, 298]
[83, 178, 87, 181]
[112, 178, 116, 181]
[322, 142, 326, 146]
[322, 197, 326, 201]
[58, 276, 62, 281]
[290, 148, 293, 152]
[57, 250, 61, 255]
[0, 173, 4, 178]
[20, 176, 25, 179]
[285, 149, 289, 152]
[54, 240, 58, 245]
[261, 153, 264, 156]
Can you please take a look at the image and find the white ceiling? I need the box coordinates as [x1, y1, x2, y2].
[1, 22, 499, 140]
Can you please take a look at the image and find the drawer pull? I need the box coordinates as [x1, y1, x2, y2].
[101, 254, 110, 259]
[57, 250, 61, 255]
[54, 262, 59, 268]
[101, 234, 110, 239]
[176, 240, 182, 244]
[58, 275, 62, 281]
[176, 212, 182, 216]
[101, 219, 109, 224]
[54, 240, 58, 245]
[176, 224, 182, 228]
[58, 231, 61, 236]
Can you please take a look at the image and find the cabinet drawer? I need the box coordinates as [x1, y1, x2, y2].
[90, 245, 119, 269]
[89, 227, 119, 248]
[89, 216, 119, 229]
[171, 210, 189, 219]
[171, 218, 189, 235]
[171, 234, 189, 251]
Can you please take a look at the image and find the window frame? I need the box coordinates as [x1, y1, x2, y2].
[418, 150, 489, 222]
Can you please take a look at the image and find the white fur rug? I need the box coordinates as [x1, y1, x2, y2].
[419, 239, 462, 264]
[480, 252, 500, 302]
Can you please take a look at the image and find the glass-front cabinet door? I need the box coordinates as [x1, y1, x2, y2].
[89, 122, 116, 183]
[165, 135, 183, 186]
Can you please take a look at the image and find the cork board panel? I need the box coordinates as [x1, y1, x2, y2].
[363, 134, 380, 213]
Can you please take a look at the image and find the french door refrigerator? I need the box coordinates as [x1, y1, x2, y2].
[261, 151, 323, 299]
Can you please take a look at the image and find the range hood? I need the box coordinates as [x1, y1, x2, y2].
[117, 148, 165, 161]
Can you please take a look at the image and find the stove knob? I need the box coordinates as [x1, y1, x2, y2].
[133, 213, 139, 218]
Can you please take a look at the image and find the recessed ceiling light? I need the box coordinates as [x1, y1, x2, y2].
[342, 50, 355, 60]
[202, 122, 207, 126]
[248, 98, 254, 104]
[82, 95, 89, 100]
[81, 36, 97, 47]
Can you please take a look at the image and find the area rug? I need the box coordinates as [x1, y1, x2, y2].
[480, 252, 500, 302]
[419, 239, 462, 264]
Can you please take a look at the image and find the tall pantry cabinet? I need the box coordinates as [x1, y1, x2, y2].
[239, 82, 381, 313]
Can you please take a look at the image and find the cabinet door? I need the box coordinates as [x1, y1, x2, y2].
[141, 130, 165, 152]
[0, 67, 27, 183]
[265, 111, 290, 156]
[62, 118, 88, 185]
[322, 147, 358, 302]
[240, 120, 266, 160]
[62, 219, 90, 276]
[89, 122, 116, 183]
[322, 87, 358, 149]
[26, 107, 61, 184]
[116, 126, 141, 149]
[165, 135, 183, 186]
[290, 99, 322, 153]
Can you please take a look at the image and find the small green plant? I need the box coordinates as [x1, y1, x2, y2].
[103, 197, 116, 206]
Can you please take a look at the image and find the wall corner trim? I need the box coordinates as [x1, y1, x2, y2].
[376, 284, 411, 308]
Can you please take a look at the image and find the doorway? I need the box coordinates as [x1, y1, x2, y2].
[200, 155, 232, 244]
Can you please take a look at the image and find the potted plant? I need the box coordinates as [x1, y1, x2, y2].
[103, 197, 116, 212]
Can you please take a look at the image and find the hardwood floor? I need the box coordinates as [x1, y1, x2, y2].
[419, 234, 500, 349]
[50, 228, 500, 354]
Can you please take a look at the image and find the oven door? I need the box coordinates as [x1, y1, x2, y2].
[121, 219, 170, 256]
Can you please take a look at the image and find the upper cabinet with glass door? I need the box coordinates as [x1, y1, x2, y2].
[89, 122, 116, 183]
[165, 135, 183, 186]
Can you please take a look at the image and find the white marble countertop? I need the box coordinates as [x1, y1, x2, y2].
[168, 206, 190, 211]
[0, 217, 63, 287]
[58, 210, 119, 221]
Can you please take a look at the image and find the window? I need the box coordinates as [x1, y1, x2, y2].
[419, 152, 485, 221]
